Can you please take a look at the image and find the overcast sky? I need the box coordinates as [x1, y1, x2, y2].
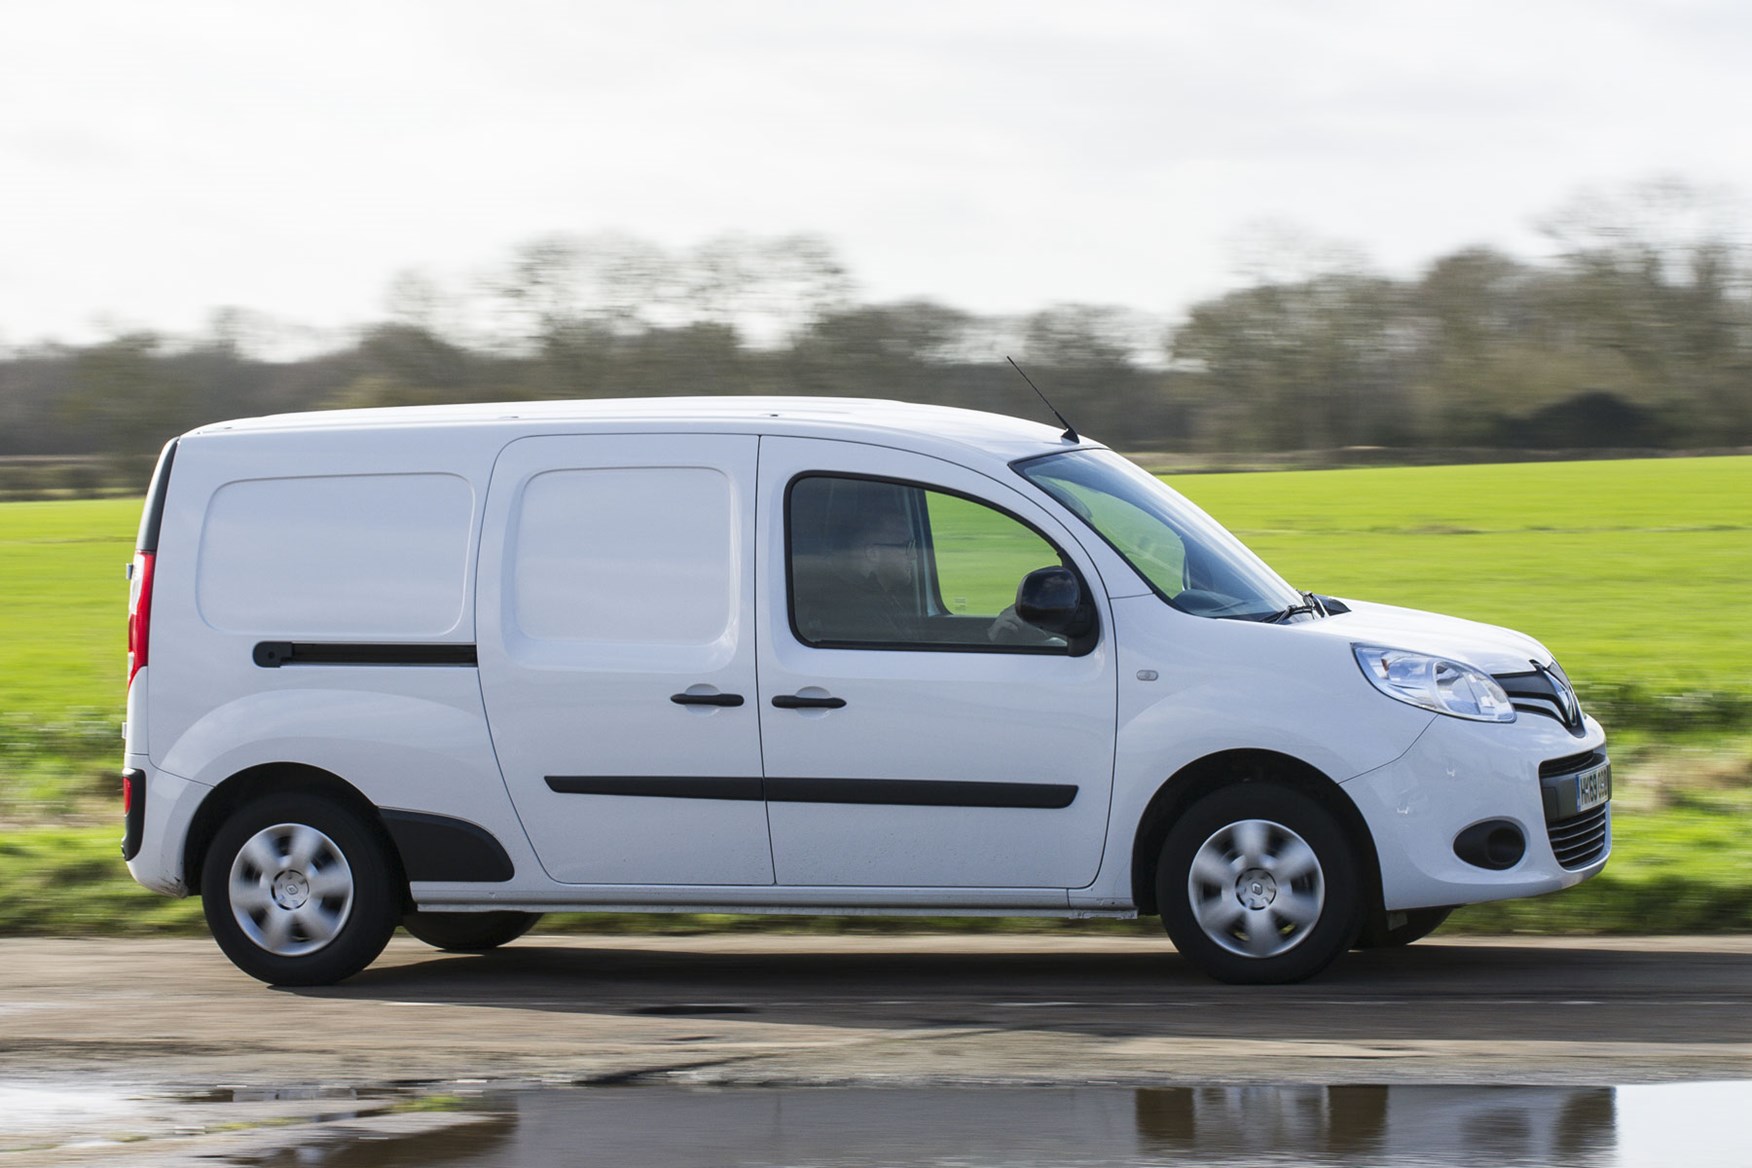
[4, 0, 1750, 351]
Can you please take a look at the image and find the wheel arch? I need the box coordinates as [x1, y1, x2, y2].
[183, 762, 408, 906]
[1129, 748, 1382, 917]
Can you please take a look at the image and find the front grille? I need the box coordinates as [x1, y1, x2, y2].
[1495, 666, 1585, 733]
[1547, 803, 1609, 870]
[1540, 750, 1606, 779]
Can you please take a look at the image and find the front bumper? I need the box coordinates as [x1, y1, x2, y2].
[1342, 712, 1610, 912]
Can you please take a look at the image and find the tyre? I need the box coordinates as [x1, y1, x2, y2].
[200, 793, 400, 986]
[1157, 783, 1363, 985]
[403, 910, 541, 952]
[1354, 906, 1452, 949]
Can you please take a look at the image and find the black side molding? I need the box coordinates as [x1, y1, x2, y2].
[546, 776, 765, 801]
[767, 777, 1077, 809]
[544, 775, 1078, 810]
[254, 642, 478, 668]
[381, 809, 515, 883]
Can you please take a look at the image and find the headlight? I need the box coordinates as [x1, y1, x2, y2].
[1352, 644, 1516, 722]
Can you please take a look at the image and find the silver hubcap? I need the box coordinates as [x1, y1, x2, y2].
[228, 823, 354, 957]
[1188, 818, 1325, 959]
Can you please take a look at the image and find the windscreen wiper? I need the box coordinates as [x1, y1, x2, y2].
[1268, 593, 1323, 623]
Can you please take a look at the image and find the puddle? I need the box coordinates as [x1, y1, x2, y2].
[7, 1080, 1748, 1166]
[217, 1081, 1751, 1167]
[0, 1083, 142, 1131]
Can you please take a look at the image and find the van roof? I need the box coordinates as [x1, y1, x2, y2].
[186, 397, 1097, 460]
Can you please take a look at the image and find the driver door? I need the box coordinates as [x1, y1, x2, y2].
[755, 437, 1119, 889]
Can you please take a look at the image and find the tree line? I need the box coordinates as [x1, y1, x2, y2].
[3, 182, 1747, 467]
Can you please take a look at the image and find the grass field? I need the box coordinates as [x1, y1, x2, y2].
[1, 457, 1748, 938]
[1176, 455, 1752, 701]
[0, 497, 136, 720]
[4, 457, 1746, 725]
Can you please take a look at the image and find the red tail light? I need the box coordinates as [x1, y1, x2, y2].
[122, 772, 134, 815]
[127, 551, 155, 688]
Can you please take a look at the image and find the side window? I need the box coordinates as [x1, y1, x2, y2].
[787, 475, 1072, 652]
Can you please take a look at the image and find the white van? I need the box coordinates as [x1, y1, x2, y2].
[121, 398, 1610, 985]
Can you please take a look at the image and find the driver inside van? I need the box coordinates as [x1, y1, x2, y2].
[792, 480, 926, 644]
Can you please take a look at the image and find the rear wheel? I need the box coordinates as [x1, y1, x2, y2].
[403, 910, 541, 952]
[201, 793, 399, 986]
[1157, 783, 1363, 984]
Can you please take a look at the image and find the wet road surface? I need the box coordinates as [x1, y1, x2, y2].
[7, 1080, 1752, 1167]
[1, 933, 1748, 1164]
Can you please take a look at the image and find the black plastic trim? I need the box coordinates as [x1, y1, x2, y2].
[771, 694, 848, 709]
[670, 692, 745, 707]
[121, 767, 146, 861]
[1540, 750, 1607, 780]
[253, 642, 478, 668]
[135, 439, 179, 553]
[1546, 803, 1610, 870]
[782, 470, 1099, 657]
[1494, 666, 1585, 734]
[380, 809, 515, 882]
[1452, 818, 1526, 871]
[543, 775, 1078, 809]
[545, 776, 765, 801]
[766, 777, 1078, 808]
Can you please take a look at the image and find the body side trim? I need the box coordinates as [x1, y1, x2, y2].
[381, 808, 515, 882]
[253, 642, 479, 668]
[543, 775, 1078, 809]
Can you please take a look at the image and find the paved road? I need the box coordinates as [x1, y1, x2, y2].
[4, 933, 1750, 1094]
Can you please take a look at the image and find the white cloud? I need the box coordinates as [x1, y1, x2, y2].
[3, 0, 1750, 347]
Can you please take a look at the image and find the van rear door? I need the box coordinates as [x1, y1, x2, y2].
[475, 434, 772, 885]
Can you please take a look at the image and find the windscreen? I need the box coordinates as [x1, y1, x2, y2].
[1016, 448, 1303, 621]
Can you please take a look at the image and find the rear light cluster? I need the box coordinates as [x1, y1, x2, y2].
[127, 551, 155, 688]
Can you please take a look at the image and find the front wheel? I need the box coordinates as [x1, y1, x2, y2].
[201, 793, 399, 986]
[403, 910, 541, 952]
[1157, 784, 1363, 985]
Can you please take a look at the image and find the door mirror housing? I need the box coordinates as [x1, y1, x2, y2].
[1015, 566, 1096, 642]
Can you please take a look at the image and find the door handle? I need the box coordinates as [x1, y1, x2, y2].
[771, 694, 847, 710]
[670, 692, 745, 707]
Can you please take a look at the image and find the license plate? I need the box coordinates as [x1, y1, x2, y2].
[1573, 763, 1611, 812]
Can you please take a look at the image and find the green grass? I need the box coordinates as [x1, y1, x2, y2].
[0, 828, 205, 934]
[1, 457, 1748, 938]
[3, 458, 1746, 725]
[0, 497, 137, 720]
[1173, 456, 1752, 701]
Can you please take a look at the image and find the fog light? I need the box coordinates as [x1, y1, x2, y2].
[1454, 819, 1525, 871]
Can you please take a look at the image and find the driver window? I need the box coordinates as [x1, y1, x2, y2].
[788, 475, 1070, 652]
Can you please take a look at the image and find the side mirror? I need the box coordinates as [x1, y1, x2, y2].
[1015, 566, 1096, 640]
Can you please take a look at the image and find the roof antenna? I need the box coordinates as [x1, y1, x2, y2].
[1006, 356, 1079, 444]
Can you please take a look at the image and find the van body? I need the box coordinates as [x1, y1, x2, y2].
[122, 398, 1609, 984]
